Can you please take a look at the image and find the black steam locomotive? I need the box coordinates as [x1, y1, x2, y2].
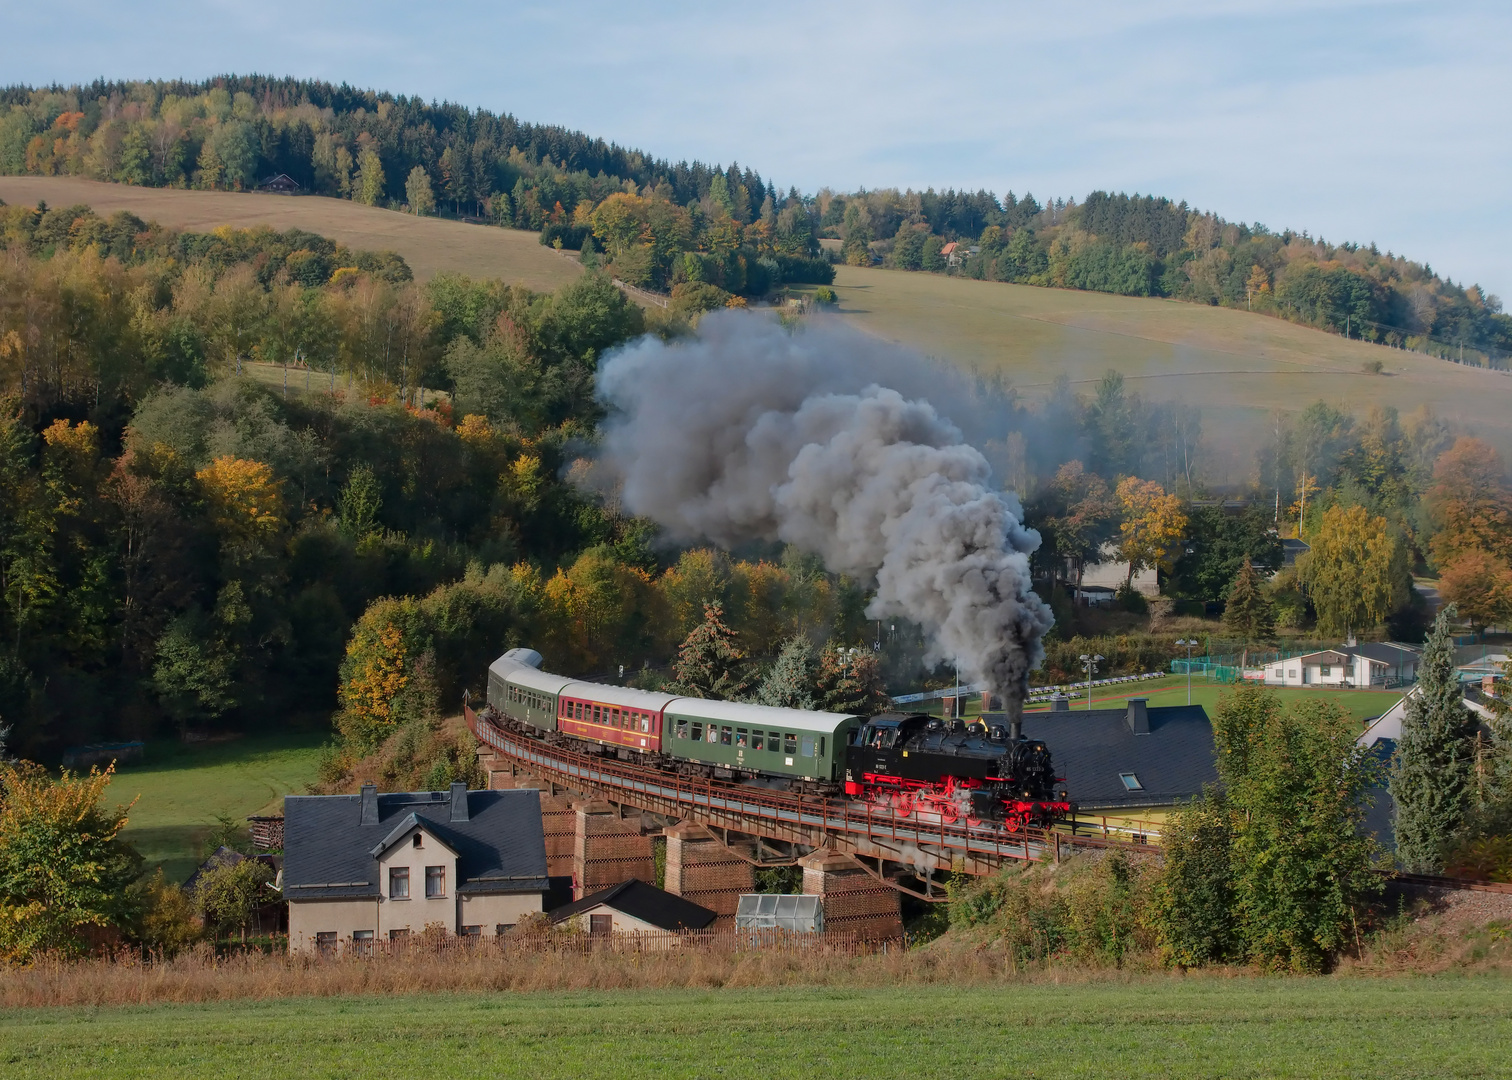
[843, 710, 1069, 830]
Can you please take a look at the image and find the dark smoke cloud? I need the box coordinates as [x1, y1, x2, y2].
[594, 312, 1054, 700]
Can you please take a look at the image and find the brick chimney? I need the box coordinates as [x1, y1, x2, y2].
[360, 782, 378, 825]
[1126, 698, 1150, 736]
[449, 781, 470, 822]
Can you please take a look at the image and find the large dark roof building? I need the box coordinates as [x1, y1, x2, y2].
[282, 782, 549, 953]
[1021, 699, 1217, 811]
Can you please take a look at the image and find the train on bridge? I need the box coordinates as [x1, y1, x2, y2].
[484, 648, 1071, 830]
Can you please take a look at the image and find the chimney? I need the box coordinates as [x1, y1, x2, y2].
[449, 781, 470, 822]
[359, 782, 378, 825]
[1050, 693, 1070, 713]
[1127, 698, 1150, 736]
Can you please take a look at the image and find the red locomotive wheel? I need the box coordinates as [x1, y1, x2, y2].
[894, 793, 915, 817]
[939, 803, 959, 824]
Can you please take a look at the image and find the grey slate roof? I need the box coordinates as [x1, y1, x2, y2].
[1022, 704, 1217, 809]
[548, 878, 718, 931]
[282, 787, 549, 901]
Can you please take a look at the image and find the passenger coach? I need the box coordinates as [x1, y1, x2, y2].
[486, 648, 860, 786]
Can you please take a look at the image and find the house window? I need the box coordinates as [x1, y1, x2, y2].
[460, 925, 482, 937]
[1119, 772, 1144, 791]
[315, 931, 337, 955]
[425, 866, 446, 898]
[389, 867, 410, 899]
[589, 914, 613, 936]
[784, 733, 798, 755]
[412, 833, 422, 848]
[352, 929, 374, 956]
[801, 736, 815, 758]
[1321, 665, 1332, 677]
[496, 923, 514, 936]
[389, 928, 410, 942]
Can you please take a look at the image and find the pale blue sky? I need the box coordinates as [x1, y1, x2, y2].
[3, 0, 1508, 295]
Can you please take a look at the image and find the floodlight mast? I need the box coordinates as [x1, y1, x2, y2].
[1079, 653, 1103, 711]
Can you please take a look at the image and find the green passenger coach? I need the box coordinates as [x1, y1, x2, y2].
[662, 699, 859, 783]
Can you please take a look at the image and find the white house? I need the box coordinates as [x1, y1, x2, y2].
[1262, 642, 1420, 688]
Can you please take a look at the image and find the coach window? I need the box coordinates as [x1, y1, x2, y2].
[736, 729, 748, 747]
[690, 722, 702, 742]
[677, 719, 689, 740]
[817, 737, 825, 757]
[720, 726, 733, 745]
[593, 705, 601, 723]
[641, 714, 650, 733]
[707, 725, 719, 744]
[784, 733, 798, 755]
[801, 736, 815, 758]
[752, 731, 764, 751]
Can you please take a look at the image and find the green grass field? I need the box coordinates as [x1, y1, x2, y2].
[112, 731, 326, 883]
[825, 264, 1512, 463]
[0, 176, 583, 291]
[3, 980, 1510, 1078]
[1018, 673, 1402, 726]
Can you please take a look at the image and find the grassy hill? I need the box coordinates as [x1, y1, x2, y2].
[5, 175, 1504, 467]
[825, 265, 1512, 471]
[0, 176, 582, 290]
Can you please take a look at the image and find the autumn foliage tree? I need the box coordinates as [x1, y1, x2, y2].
[0, 761, 141, 962]
[1115, 476, 1187, 588]
[1302, 504, 1404, 638]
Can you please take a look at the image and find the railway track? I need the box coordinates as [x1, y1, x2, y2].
[468, 705, 1157, 896]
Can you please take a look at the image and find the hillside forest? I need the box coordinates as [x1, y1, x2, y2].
[1, 199, 1509, 766]
[0, 77, 1507, 367]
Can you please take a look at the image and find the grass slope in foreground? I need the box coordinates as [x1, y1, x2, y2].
[827, 264, 1512, 465]
[112, 731, 325, 883]
[3, 980, 1511, 1079]
[0, 176, 582, 291]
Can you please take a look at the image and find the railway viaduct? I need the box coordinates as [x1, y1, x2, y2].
[468, 706, 1153, 938]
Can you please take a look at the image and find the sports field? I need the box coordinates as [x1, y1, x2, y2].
[0, 176, 582, 290]
[111, 731, 326, 883]
[1, 979, 1508, 1078]
[825, 265, 1512, 465]
[1020, 673, 1402, 726]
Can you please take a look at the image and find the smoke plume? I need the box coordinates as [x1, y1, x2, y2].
[594, 313, 1053, 701]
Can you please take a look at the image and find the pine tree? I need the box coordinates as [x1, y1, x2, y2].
[665, 603, 752, 701]
[755, 636, 817, 709]
[1391, 604, 1477, 872]
[1223, 561, 1275, 642]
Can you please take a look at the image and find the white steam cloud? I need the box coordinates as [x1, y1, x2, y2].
[594, 313, 1054, 702]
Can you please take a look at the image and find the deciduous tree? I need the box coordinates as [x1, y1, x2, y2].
[1115, 476, 1187, 588]
[1301, 504, 1403, 638]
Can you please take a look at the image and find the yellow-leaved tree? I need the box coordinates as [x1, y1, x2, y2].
[1302, 503, 1405, 638]
[1116, 477, 1188, 589]
[0, 761, 140, 962]
[337, 603, 418, 752]
[195, 455, 285, 550]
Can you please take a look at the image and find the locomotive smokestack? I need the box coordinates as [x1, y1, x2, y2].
[1006, 691, 1023, 742]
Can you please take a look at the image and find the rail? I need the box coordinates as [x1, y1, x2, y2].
[467, 706, 1158, 875]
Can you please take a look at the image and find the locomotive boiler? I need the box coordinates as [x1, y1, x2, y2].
[844, 704, 1069, 830]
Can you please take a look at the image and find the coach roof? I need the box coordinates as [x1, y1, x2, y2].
[663, 697, 858, 733]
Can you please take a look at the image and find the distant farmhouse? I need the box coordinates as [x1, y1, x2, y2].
[256, 173, 301, 195]
[281, 782, 549, 954]
[1260, 642, 1420, 688]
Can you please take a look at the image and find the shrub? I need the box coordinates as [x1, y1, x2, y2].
[813, 286, 838, 306]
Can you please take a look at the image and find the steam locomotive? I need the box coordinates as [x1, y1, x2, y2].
[484, 648, 1070, 830]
